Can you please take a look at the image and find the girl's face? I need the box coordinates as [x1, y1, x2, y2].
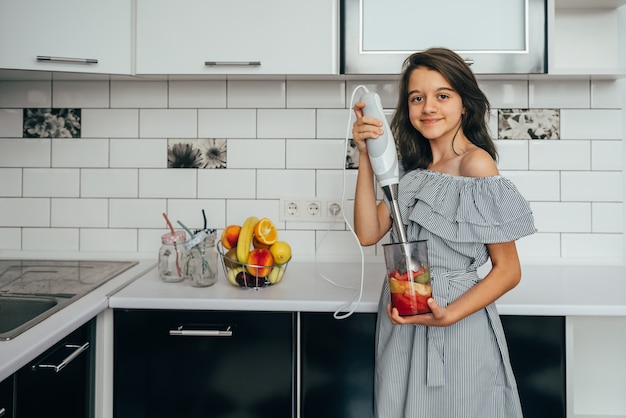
[406, 67, 465, 142]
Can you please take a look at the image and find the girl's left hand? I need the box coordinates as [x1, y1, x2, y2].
[387, 298, 454, 327]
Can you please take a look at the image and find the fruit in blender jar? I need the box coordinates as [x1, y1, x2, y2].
[246, 248, 274, 278]
[221, 225, 241, 250]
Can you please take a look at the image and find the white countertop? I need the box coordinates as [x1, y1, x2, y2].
[2, 259, 625, 383]
[109, 262, 626, 317]
[0, 259, 156, 382]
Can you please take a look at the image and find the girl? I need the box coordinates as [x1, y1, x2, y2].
[351, 47, 536, 417]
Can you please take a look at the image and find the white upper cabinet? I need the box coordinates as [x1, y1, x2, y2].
[0, 0, 132, 75]
[136, 0, 339, 75]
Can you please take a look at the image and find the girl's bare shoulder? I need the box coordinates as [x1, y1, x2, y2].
[459, 147, 499, 178]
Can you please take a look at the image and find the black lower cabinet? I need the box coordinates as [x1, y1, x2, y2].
[14, 319, 96, 418]
[0, 375, 14, 418]
[300, 313, 566, 418]
[113, 309, 295, 418]
[300, 312, 376, 418]
[501, 315, 566, 418]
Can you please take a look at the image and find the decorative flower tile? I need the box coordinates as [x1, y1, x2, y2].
[498, 108, 560, 140]
[23, 108, 81, 138]
[167, 138, 227, 168]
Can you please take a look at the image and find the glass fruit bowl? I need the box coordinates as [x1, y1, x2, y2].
[217, 242, 289, 289]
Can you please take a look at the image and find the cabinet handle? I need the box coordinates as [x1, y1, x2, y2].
[169, 325, 233, 337]
[464, 59, 474, 66]
[36, 55, 98, 64]
[32, 342, 90, 373]
[0, 407, 5, 417]
[204, 61, 261, 67]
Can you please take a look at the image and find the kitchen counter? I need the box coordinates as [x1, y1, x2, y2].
[109, 262, 626, 317]
[0, 259, 156, 382]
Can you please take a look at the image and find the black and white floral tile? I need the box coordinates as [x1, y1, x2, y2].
[23, 108, 81, 138]
[344, 108, 561, 168]
[167, 138, 227, 169]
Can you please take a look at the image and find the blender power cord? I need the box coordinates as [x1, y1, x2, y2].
[314, 84, 372, 320]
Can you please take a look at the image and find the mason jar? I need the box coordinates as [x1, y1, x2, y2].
[183, 230, 218, 287]
[158, 230, 187, 283]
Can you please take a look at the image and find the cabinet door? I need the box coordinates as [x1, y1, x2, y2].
[0, 0, 132, 74]
[14, 319, 95, 418]
[300, 312, 376, 418]
[0, 375, 13, 418]
[501, 315, 566, 418]
[136, 0, 338, 75]
[113, 309, 295, 418]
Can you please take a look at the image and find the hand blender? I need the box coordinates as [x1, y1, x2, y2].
[359, 90, 420, 273]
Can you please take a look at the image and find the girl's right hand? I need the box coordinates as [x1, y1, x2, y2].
[352, 101, 385, 154]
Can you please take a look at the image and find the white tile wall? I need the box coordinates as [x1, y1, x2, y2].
[0, 78, 624, 265]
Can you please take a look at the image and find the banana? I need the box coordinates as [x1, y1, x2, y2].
[236, 216, 259, 263]
[268, 266, 286, 284]
[226, 266, 244, 286]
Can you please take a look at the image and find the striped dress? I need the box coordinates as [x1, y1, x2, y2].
[376, 169, 536, 418]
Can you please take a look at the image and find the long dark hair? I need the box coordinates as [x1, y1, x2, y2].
[390, 47, 496, 171]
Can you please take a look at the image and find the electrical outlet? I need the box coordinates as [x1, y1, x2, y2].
[279, 197, 343, 222]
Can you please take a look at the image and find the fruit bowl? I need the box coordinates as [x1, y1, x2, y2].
[217, 242, 289, 289]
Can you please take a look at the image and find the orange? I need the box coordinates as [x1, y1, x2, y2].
[253, 218, 278, 246]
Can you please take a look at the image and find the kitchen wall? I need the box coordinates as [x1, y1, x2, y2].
[0, 76, 623, 264]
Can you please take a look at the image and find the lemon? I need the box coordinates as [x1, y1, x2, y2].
[270, 241, 292, 265]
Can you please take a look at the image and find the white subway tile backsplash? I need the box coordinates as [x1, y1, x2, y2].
[227, 80, 285, 108]
[530, 202, 591, 233]
[111, 81, 167, 108]
[591, 80, 623, 109]
[109, 199, 166, 228]
[257, 169, 316, 199]
[258, 109, 316, 138]
[561, 171, 622, 202]
[317, 109, 353, 139]
[139, 109, 197, 138]
[0, 109, 22, 137]
[560, 109, 622, 139]
[0, 139, 51, 167]
[227, 139, 285, 169]
[110, 139, 167, 168]
[82, 109, 139, 138]
[139, 169, 197, 198]
[53, 81, 109, 108]
[23, 168, 79, 197]
[169, 80, 227, 108]
[22, 228, 78, 252]
[0, 198, 50, 227]
[0, 228, 21, 251]
[0, 76, 622, 263]
[198, 109, 257, 138]
[516, 233, 561, 259]
[198, 169, 256, 199]
[286, 139, 345, 169]
[51, 198, 108, 227]
[166, 199, 226, 230]
[51, 138, 110, 168]
[479, 80, 528, 109]
[0, 169, 22, 196]
[0, 81, 50, 107]
[529, 79, 590, 108]
[591, 140, 623, 170]
[561, 233, 623, 259]
[592, 202, 623, 233]
[501, 171, 560, 201]
[80, 228, 138, 252]
[495, 140, 529, 170]
[529, 140, 590, 170]
[287, 80, 346, 108]
[82, 169, 138, 198]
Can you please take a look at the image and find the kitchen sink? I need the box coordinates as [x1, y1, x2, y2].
[0, 295, 62, 341]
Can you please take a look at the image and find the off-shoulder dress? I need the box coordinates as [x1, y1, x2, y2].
[375, 169, 536, 418]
